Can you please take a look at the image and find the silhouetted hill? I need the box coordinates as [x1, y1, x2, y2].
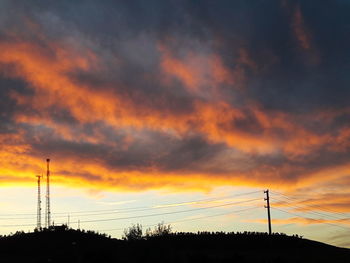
[0, 226, 349, 263]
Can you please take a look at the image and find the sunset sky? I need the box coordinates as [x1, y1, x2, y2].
[0, 0, 349, 248]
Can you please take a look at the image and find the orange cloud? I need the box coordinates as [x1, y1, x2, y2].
[0, 35, 341, 158]
[0, 40, 268, 154]
[159, 44, 241, 98]
[0, 25, 349, 207]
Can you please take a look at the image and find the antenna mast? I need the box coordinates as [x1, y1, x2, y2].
[36, 175, 42, 229]
[45, 158, 51, 228]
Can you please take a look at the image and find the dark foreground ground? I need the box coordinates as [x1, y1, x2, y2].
[0, 226, 349, 263]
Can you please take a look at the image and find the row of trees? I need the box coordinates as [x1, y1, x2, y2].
[123, 222, 172, 240]
[122, 223, 301, 241]
[2, 223, 298, 241]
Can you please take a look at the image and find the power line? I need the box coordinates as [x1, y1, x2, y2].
[0, 222, 37, 227]
[270, 197, 350, 222]
[99, 206, 260, 232]
[58, 190, 261, 218]
[271, 207, 350, 231]
[0, 198, 261, 227]
[0, 199, 260, 221]
[0, 190, 262, 219]
[68, 198, 262, 224]
[270, 190, 348, 216]
[273, 192, 347, 215]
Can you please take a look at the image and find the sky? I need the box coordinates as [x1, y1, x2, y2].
[0, 0, 349, 248]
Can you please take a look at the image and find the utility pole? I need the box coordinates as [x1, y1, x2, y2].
[36, 175, 42, 229]
[45, 158, 51, 228]
[264, 189, 272, 235]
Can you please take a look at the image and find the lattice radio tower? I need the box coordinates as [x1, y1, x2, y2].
[45, 158, 51, 228]
[36, 174, 42, 229]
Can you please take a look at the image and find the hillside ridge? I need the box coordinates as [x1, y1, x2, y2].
[1, 226, 349, 263]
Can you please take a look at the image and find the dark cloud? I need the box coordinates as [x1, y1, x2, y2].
[24, 123, 228, 173]
[0, 73, 33, 133]
[5, 0, 349, 112]
[0, 0, 350, 191]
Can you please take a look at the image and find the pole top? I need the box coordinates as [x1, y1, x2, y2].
[46, 158, 50, 162]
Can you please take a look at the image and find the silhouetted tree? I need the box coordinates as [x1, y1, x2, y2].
[123, 223, 143, 240]
[146, 222, 172, 238]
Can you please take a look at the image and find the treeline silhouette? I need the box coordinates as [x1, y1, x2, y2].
[0, 224, 349, 263]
